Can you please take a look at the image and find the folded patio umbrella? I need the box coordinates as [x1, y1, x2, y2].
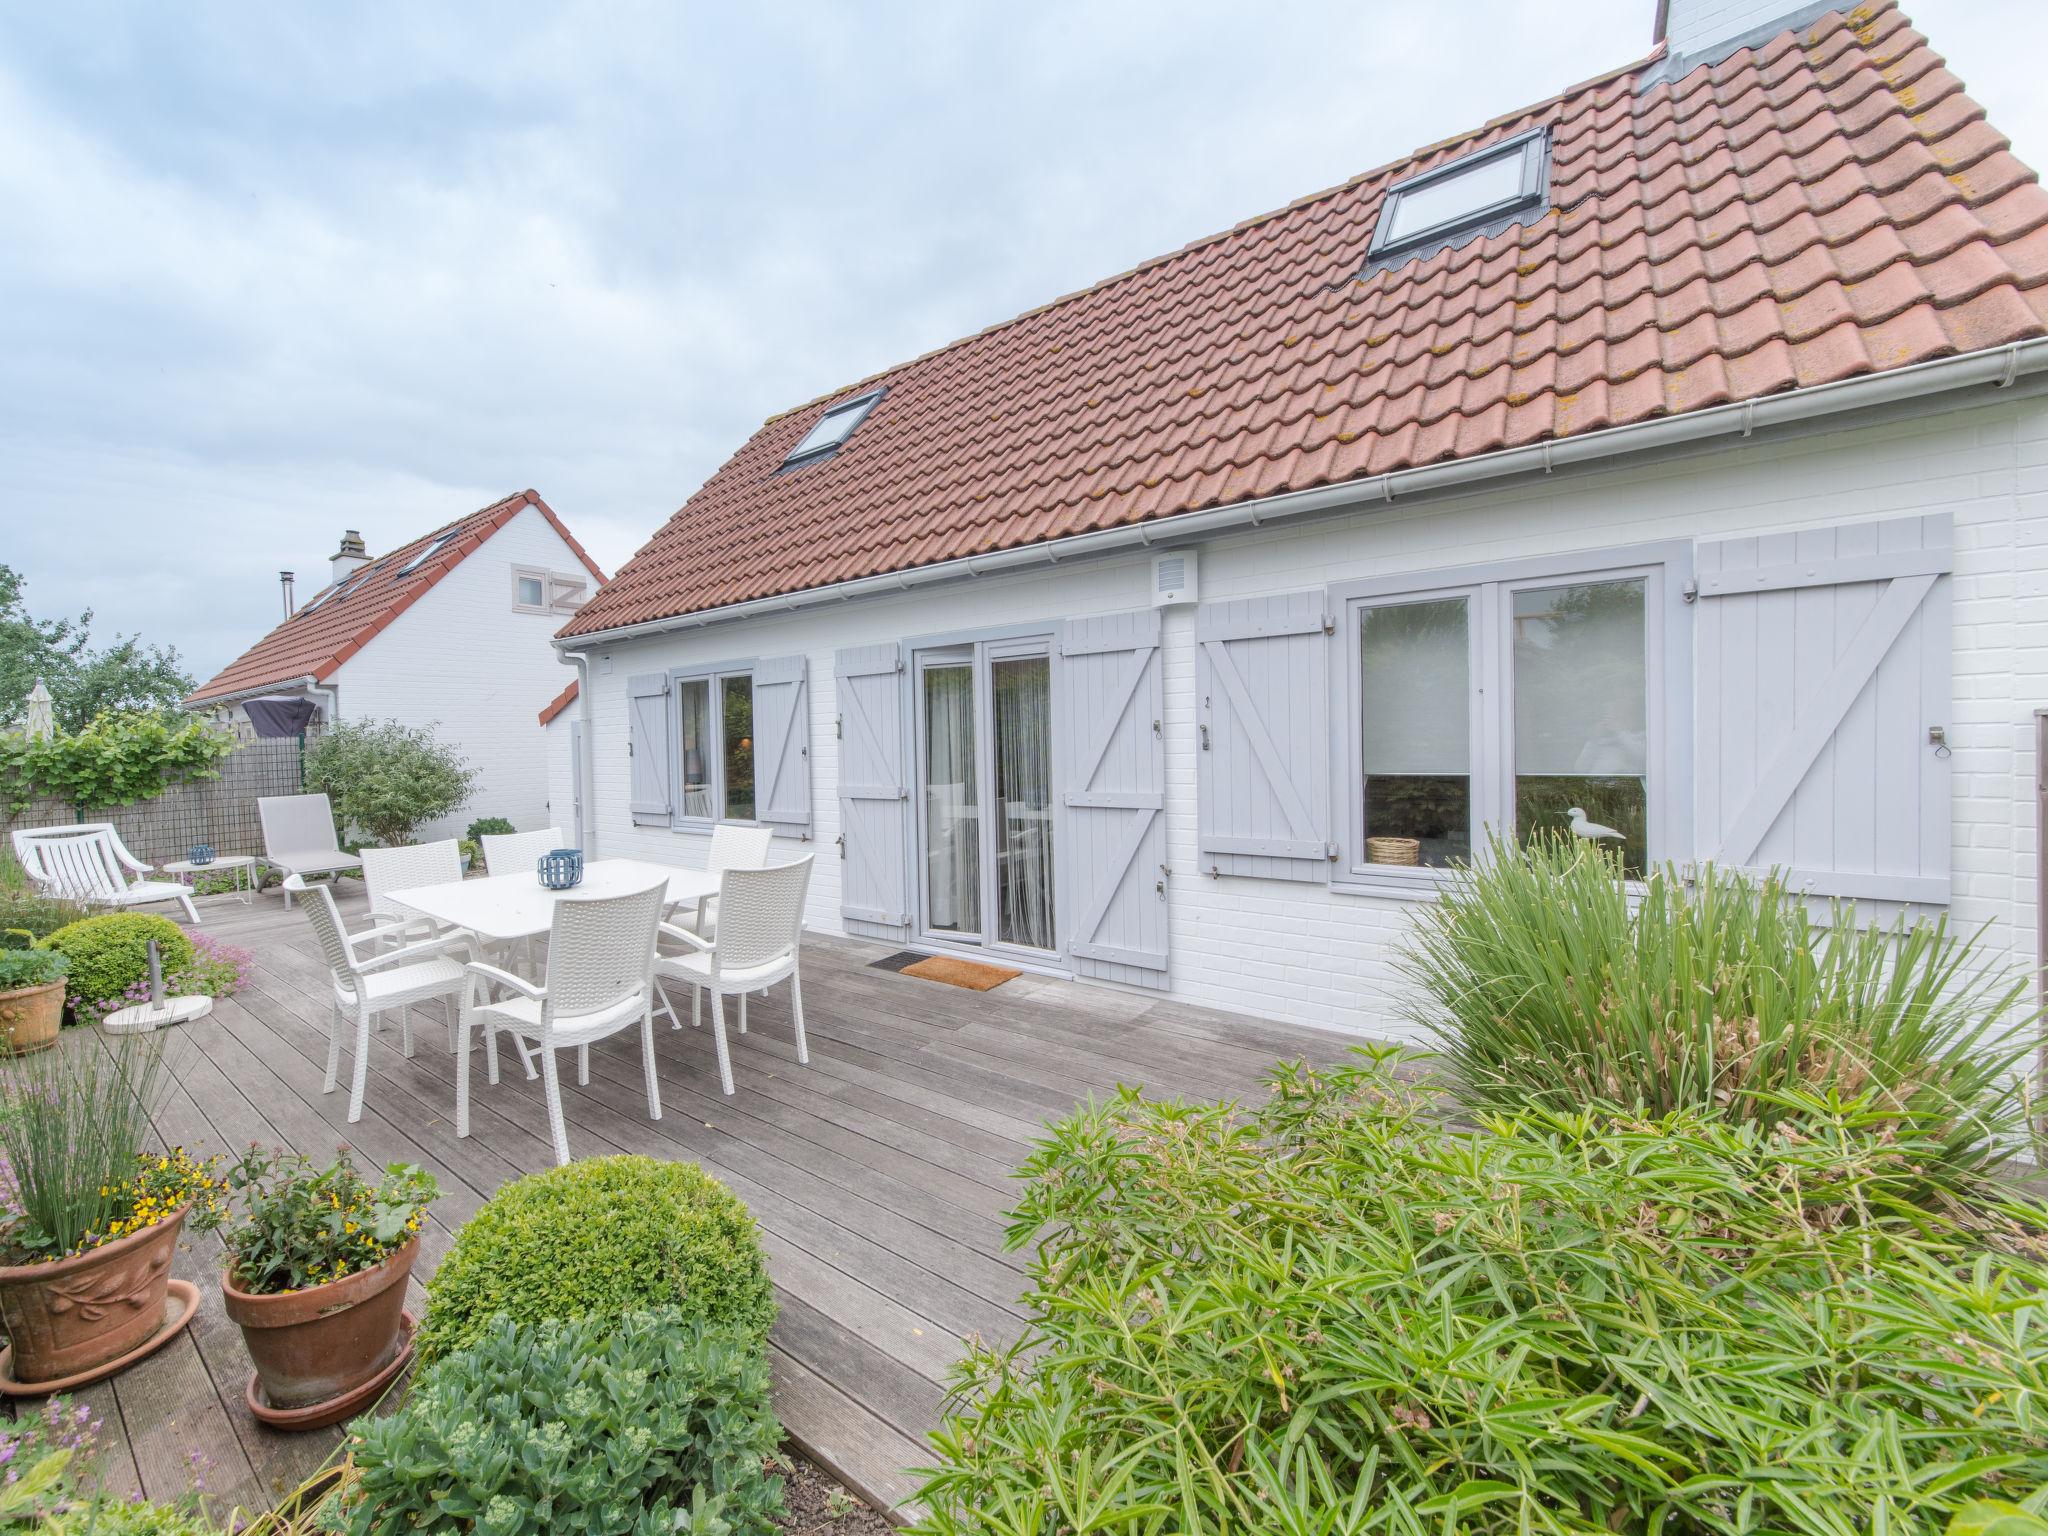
[242, 695, 321, 738]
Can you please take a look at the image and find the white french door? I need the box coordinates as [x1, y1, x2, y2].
[913, 637, 1057, 957]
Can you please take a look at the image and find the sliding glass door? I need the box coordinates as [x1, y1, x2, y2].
[914, 639, 1057, 956]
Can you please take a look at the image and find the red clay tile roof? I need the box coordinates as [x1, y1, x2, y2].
[189, 490, 606, 705]
[563, 1, 2048, 639]
[537, 679, 580, 726]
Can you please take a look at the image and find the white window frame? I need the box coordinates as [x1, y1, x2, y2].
[668, 659, 758, 829]
[1329, 541, 1692, 899]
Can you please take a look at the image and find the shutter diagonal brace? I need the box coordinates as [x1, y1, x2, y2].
[1713, 572, 1937, 869]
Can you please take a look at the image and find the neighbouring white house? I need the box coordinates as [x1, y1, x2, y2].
[189, 491, 607, 840]
[551, 0, 2048, 1040]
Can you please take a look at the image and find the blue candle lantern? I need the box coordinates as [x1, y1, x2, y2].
[537, 849, 583, 890]
[187, 845, 216, 867]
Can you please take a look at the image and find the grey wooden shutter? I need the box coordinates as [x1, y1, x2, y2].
[1195, 591, 1331, 881]
[1057, 610, 1168, 988]
[626, 674, 673, 824]
[752, 655, 812, 836]
[835, 644, 913, 939]
[1695, 512, 1952, 904]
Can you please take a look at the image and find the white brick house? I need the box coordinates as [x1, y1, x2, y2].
[552, 0, 2048, 1041]
[188, 491, 605, 840]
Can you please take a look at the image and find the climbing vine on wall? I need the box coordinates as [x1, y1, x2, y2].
[0, 712, 236, 814]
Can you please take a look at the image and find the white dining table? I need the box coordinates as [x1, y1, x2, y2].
[388, 857, 719, 943]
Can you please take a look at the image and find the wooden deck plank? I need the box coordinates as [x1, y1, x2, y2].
[48, 885, 1357, 1521]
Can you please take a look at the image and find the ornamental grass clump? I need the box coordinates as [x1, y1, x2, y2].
[915, 1050, 2048, 1536]
[0, 1035, 219, 1263]
[1401, 833, 2036, 1172]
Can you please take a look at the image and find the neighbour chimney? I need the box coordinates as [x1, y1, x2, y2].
[280, 570, 296, 618]
[1652, 0, 1808, 62]
[330, 529, 371, 586]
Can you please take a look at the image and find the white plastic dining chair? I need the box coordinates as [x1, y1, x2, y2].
[288, 875, 474, 1124]
[691, 822, 775, 937]
[359, 840, 464, 941]
[456, 878, 667, 1166]
[479, 827, 564, 877]
[654, 856, 813, 1096]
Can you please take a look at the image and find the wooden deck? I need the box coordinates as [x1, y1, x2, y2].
[19, 887, 1355, 1522]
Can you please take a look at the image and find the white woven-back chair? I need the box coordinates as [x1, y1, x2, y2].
[259, 794, 362, 907]
[287, 875, 473, 1124]
[10, 824, 198, 924]
[688, 822, 776, 938]
[458, 879, 667, 1166]
[359, 840, 463, 939]
[480, 827, 563, 878]
[654, 856, 813, 1097]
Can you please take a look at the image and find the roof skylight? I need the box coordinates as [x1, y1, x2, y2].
[401, 533, 458, 574]
[782, 388, 885, 468]
[1368, 129, 1549, 267]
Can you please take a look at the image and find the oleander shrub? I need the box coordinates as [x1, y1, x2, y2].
[415, 1154, 775, 1365]
[1401, 833, 2037, 1173]
[40, 912, 193, 1018]
[341, 1308, 782, 1536]
[303, 718, 478, 847]
[914, 1050, 2048, 1536]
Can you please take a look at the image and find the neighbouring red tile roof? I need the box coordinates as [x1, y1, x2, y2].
[189, 490, 606, 705]
[563, 1, 2048, 639]
[537, 679, 579, 726]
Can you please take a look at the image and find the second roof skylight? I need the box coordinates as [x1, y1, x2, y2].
[782, 387, 885, 468]
[1368, 128, 1549, 267]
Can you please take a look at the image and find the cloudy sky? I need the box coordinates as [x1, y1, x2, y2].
[3, 1, 2042, 683]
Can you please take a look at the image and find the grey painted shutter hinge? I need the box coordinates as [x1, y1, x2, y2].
[1321, 613, 1336, 635]
[1681, 578, 1700, 603]
[835, 834, 845, 858]
[835, 715, 842, 739]
[1326, 843, 1340, 861]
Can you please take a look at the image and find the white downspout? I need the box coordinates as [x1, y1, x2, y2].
[567, 651, 597, 858]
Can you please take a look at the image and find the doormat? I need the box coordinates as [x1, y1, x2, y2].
[901, 955, 1022, 992]
[868, 951, 927, 973]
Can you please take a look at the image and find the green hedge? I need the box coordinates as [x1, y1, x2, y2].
[41, 913, 192, 1013]
[913, 1050, 2048, 1535]
[416, 1154, 775, 1365]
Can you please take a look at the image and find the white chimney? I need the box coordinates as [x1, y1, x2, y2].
[279, 570, 296, 618]
[1653, 0, 1812, 67]
[330, 529, 371, 586]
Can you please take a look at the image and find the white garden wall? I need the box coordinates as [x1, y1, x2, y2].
[567, 380, 2048, 1040]
[335, 504, 590, 839]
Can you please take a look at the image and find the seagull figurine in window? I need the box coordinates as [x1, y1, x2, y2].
[1567, 807, 1624, 842]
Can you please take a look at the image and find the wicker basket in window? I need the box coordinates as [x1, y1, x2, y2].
[1366, 836, 1421, 866]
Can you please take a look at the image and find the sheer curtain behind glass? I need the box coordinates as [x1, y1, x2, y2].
[922, 663, 980, 934]
[678, 680, 713, 819]
[1512, 577, 1648, 873]
[1359, 597, 1471, 866]
[992, 656, 1054, 950]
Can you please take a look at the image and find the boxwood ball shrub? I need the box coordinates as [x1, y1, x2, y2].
[416, 1154, 775, 1364]
[343, 1308, 782, 1536]
[1401, 832, 2037, 1174]
[914, 1050, 2048, 1536]
[42, 913, 193, 1014]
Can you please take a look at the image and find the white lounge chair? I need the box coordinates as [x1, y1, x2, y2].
[10, 824, 199, 924]
[654, 856, 813, 1096]
[288, 875, 473, 1124]
[457, 878, 668, 1166]
[259, 793, 363, 906]
[478, 826, 563, 878]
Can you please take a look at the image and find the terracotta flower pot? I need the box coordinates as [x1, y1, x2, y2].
[0, 979, 64, 1055]
[0, 1205, 187, 1386]
[222, 1235, 418, 1415]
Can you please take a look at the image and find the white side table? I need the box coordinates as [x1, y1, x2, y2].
[162, 854, 260, 905]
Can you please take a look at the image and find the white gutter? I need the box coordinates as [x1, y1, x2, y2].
[186, 673, 336, 717]
[557, 337, 2048, 650]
